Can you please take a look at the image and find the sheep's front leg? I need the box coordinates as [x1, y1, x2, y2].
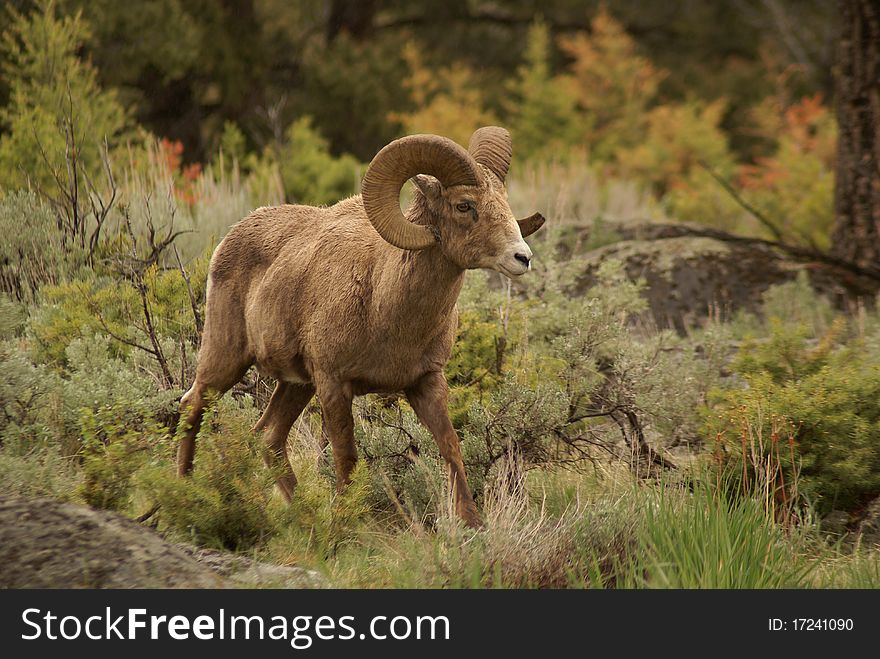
[406, 371, 481, 528]
[314, 376, 358, 491]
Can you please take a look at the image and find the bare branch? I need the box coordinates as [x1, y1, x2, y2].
[134, 276, 175, 389]
[697, 159, 786, 243]
[173, 244, 203, 340]
[90, 303, 159, 357]
[613, 220, 880, 282]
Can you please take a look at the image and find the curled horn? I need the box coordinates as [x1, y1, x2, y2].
[517, 212, 546, 237]
[468, 126, 512, 182]
[362, 135, 482, 250]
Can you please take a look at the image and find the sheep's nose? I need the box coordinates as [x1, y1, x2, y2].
[514, 252, 531, 268]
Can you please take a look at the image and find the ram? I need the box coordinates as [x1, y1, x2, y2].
[178, 126, 544, 526]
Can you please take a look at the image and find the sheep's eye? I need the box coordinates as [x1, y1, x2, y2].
[455, 202, 471, 213]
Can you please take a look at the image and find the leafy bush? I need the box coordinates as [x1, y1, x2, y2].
[78, 402, 165, 510]
[0, 444, 81, 501]
[706, 291, 880, 514]
[619, 98, 735, 199]
[299, 31, 410, 160]
[738, 95, 836, 249]
[558, 7, 666, 162]
[0, 0, 129, 191]
[28, 261, 205, 377]
[1, 332, 178, 458]
[0, 295, 26, 338]
[137, 400, 277, 551]
[0, 340, 60, 449]
[270, 457, 372, 562]
[391, 42, 497, 148]
[506, 20, 580, 163]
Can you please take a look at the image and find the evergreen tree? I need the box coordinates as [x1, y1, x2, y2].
[505, 20, 579, 163]
[0, 0, 129, 192]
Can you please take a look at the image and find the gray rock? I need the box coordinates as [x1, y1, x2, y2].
[0, 495, 223, 588]
[0, 495, 327, 588]
[857, 497, 880, 548]
[821, 510, 852, 538]
[570, 224, 879, 333]
[179, 545, 327, 589]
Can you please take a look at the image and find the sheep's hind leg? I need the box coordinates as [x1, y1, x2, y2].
[177, 383, 206, 477]
[406, 371, 481, 528]
[177, 359, 252, 476]
[253, 381, 315, 501]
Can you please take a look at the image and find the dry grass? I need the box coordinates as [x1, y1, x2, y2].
[507, 157, 667, 232]
[432, 456, 584, 588]
[118, 142, 285, 263]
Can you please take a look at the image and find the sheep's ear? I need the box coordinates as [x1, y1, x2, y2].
[411, 174, 441, 200]
[518, 212, 546, 237]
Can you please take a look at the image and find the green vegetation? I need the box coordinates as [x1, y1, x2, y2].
[0, 1, 877, 588]
[708, 275, 880, 515]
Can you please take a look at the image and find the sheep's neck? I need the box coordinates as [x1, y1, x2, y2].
[378, 245, 464, 333]
[369, 196, 465, 343]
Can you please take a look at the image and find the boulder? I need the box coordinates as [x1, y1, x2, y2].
[857, 496, 880, 548]
[0, 495, 326, 588]
[571, 223, 880, 333]
[0, 495, 222, 588]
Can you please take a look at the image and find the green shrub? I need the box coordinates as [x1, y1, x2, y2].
[392, 42, 498, 148]
[78, 402, 164, 510]
[558, 7, 666, 162]
[505, 20, 580, 163]
[0, 1, 130, 192]
[137, 401, 277, 551]
[707, 314, 880, 514]
[0, 443, 81, 501]
[2, 332, 179, 464]
[759, 271, 835, 338]
[269, 458, 372, 562]
[0, 340, 60, 449]
[28, 259, 205, 374]
[0, 192, 83, 303]
[0, 295, 27, 338]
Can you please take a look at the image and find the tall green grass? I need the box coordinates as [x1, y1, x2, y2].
[620, 483, 816, 588]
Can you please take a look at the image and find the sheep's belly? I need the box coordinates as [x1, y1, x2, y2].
[261, 351, 430, 394]
[258, 353, 311, 385]
[343, 344, 436, 393]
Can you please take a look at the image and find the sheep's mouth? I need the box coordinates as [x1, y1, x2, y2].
[495, 262, 529, 278]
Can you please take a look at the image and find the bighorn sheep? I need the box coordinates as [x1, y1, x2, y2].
[178, 126, 544, 527]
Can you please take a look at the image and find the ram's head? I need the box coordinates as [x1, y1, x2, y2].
[362, 126, 545, 277]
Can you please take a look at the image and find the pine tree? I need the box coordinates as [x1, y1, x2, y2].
[0, 0, 129, 192]
[505, 20, 579, 163]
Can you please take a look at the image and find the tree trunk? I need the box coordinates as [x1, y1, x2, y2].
[832, 0, 880, 269]
[326, 0, 377, 42]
